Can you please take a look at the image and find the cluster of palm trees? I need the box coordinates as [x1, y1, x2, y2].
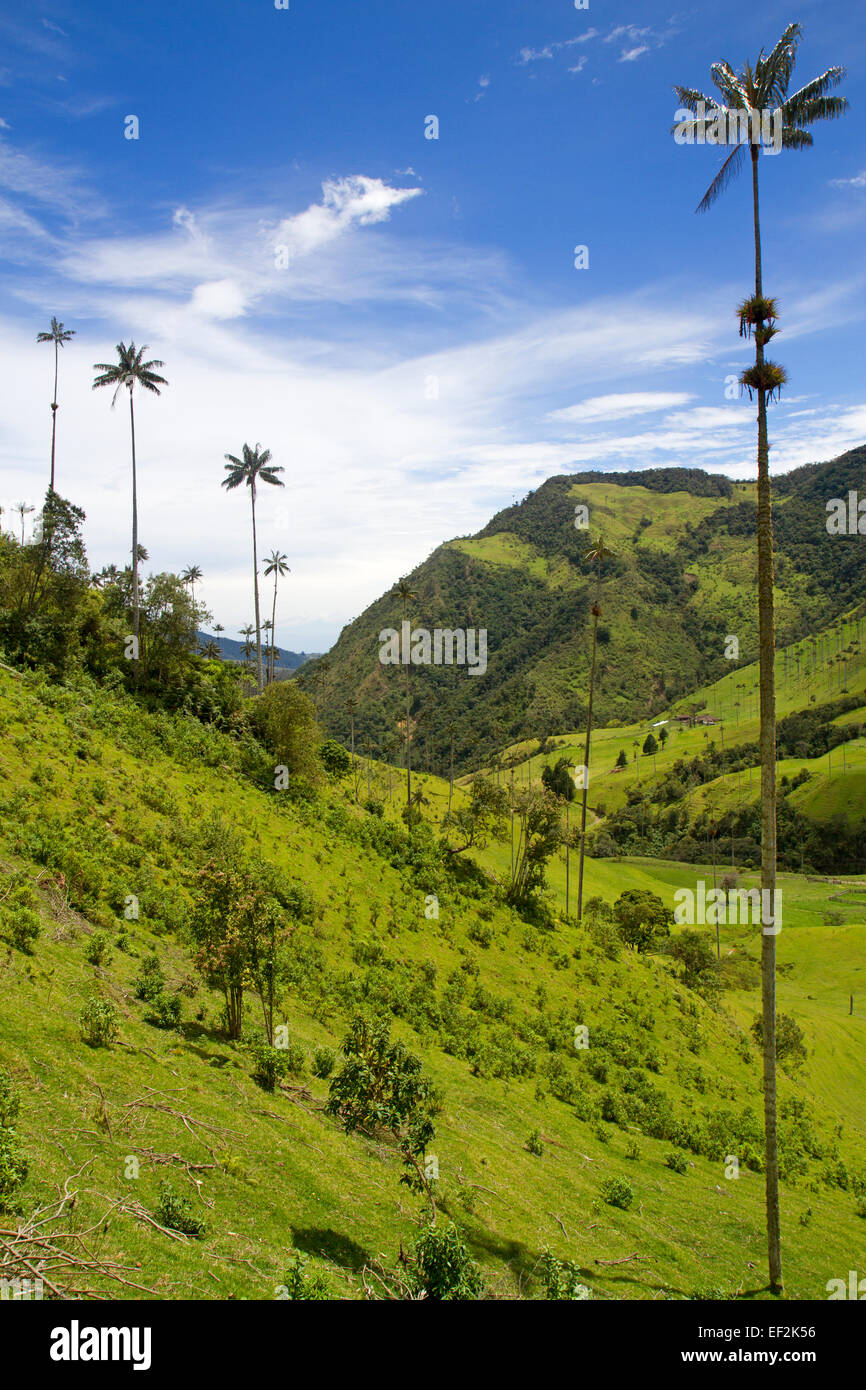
[33, 328, 293, 696]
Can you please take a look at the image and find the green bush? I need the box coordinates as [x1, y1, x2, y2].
[78, 996, 119, 1048]
[538, 1250, 592, 1300]
[146, 993, 182, 1029]
[664, 1150, 688, 1174]
[133, 955, 165, 1002]
[406, 1222, 485, 1300]
[311, 1046, 336, 1079]
[1, 876, 41, 953]
[84, 931, 112, 967]
[0, 1070, 28, 1213]
[154, 1180, 206, 1237]
[526, 1128, 545, 1157]
[601, 1175, 634, 1209]
[8, 906, 41, 954]
[279, 1250, 330, 1299]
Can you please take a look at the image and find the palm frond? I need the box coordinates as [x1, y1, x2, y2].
[696, 142, 747, 214]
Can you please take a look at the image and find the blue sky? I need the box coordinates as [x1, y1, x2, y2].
[1, 0, 864, 650]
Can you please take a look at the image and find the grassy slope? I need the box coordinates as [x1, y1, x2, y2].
[1, 669, 864, 1301]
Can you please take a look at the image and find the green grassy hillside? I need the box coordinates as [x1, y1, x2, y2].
[1, 668, 864, 1301]
[308, 449, 866, 777]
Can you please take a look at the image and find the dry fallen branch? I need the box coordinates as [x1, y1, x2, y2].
[0, 1166, 162, 1299]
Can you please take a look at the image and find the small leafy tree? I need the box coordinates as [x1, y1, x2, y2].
[325, 1016, 440, 1215]
[752, 1012, 807, 1069]
[541, 757, 576, 801]
[612, 889, 673, 952]
[615, 749, 628, 769]
[441, 776, 508, 856]
[318, 738, 351, 778]
[507, 788, 562, 908]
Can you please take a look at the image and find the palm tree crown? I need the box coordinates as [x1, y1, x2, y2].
[674, 23, 847, 214]
[92, 342, 167, 403]
[222, 446, 284, 694]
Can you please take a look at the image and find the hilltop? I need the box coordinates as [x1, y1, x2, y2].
[309, 447, 866, 775]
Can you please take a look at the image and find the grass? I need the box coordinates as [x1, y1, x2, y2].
[1, 667, 865, 1301]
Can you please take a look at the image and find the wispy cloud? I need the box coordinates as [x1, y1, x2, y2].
[549, 392, 694, 424]
[830, 171, 866, 189]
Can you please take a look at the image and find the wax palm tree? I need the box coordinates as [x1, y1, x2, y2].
[239, 624, 256, 677]
[264, 550, 290, 684]
[674, 21, 847, 1297]
[199, 640, 221, 660]
[181, 565, 202, 607]
[347, 697, 358, 801]
[213, 622, 225, 655]
[221, 444, 284, 694]
[575, 535, 613, 926]
[394, 577, 417, 823]
[14, 502, 35, 545]
[92, 344, 168, 659]
[36, 317, 75, 493]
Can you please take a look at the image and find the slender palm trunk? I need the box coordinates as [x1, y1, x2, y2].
[448, 727, 454, 814]
[250, 481, 263, 694]
[752, 144, 782, 1295]
[576, 564, 602, 924]
[565, 799, 570, 917]
[405, 651, 412, 823]
[270, 575, 279, 684]
[129, 390, 140, 670]
[49, 344, 59, 493]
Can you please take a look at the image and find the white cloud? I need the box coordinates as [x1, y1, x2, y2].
[550, 392, 693, 424]
[830, 171, 866, 189]
[619, 46, 650, 63]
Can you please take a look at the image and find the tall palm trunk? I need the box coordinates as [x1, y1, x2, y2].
[448, 725, 454, 814]
[129, 390, 140, 664]
[751, 143, 782, 1295]
[269, 574, 279, 684]
[49, 343, 59, 493]
[405, 661, 412, 822]
[250, 480, 263, 694]
[576, 564, 602, 924]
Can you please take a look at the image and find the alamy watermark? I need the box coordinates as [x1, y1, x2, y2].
[674, 881, 782, 934]
[378, 622, 487, 676]
[673, 103, 782, 155]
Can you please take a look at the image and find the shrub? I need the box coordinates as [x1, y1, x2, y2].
[1, 876, 41, 953]
[154, 1181, 206, 1237]
[133, 954, 166, 1002]
[251, 1042, 291, 1092]
[538, 1250, 592, 1300]
[625, 1141, 641, 1161]
[146, 993, 182, 1029]
[78, 997, 119, 1048]
[7, 906, 41, 954]
[526, 1128, 545, 1157]
[0, 1070, 28, 1213]
[279, 1250, 330, 1299]
[664, 1150, 688, 1174]
[751, 1011, 807, 1069]
[318, 739, 351, 778]
[406, 1222, 485, 1300]
[311, 1046, 336, 1079]
[84, 932, 112, 967]
[601, 1175, 634, 1209]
